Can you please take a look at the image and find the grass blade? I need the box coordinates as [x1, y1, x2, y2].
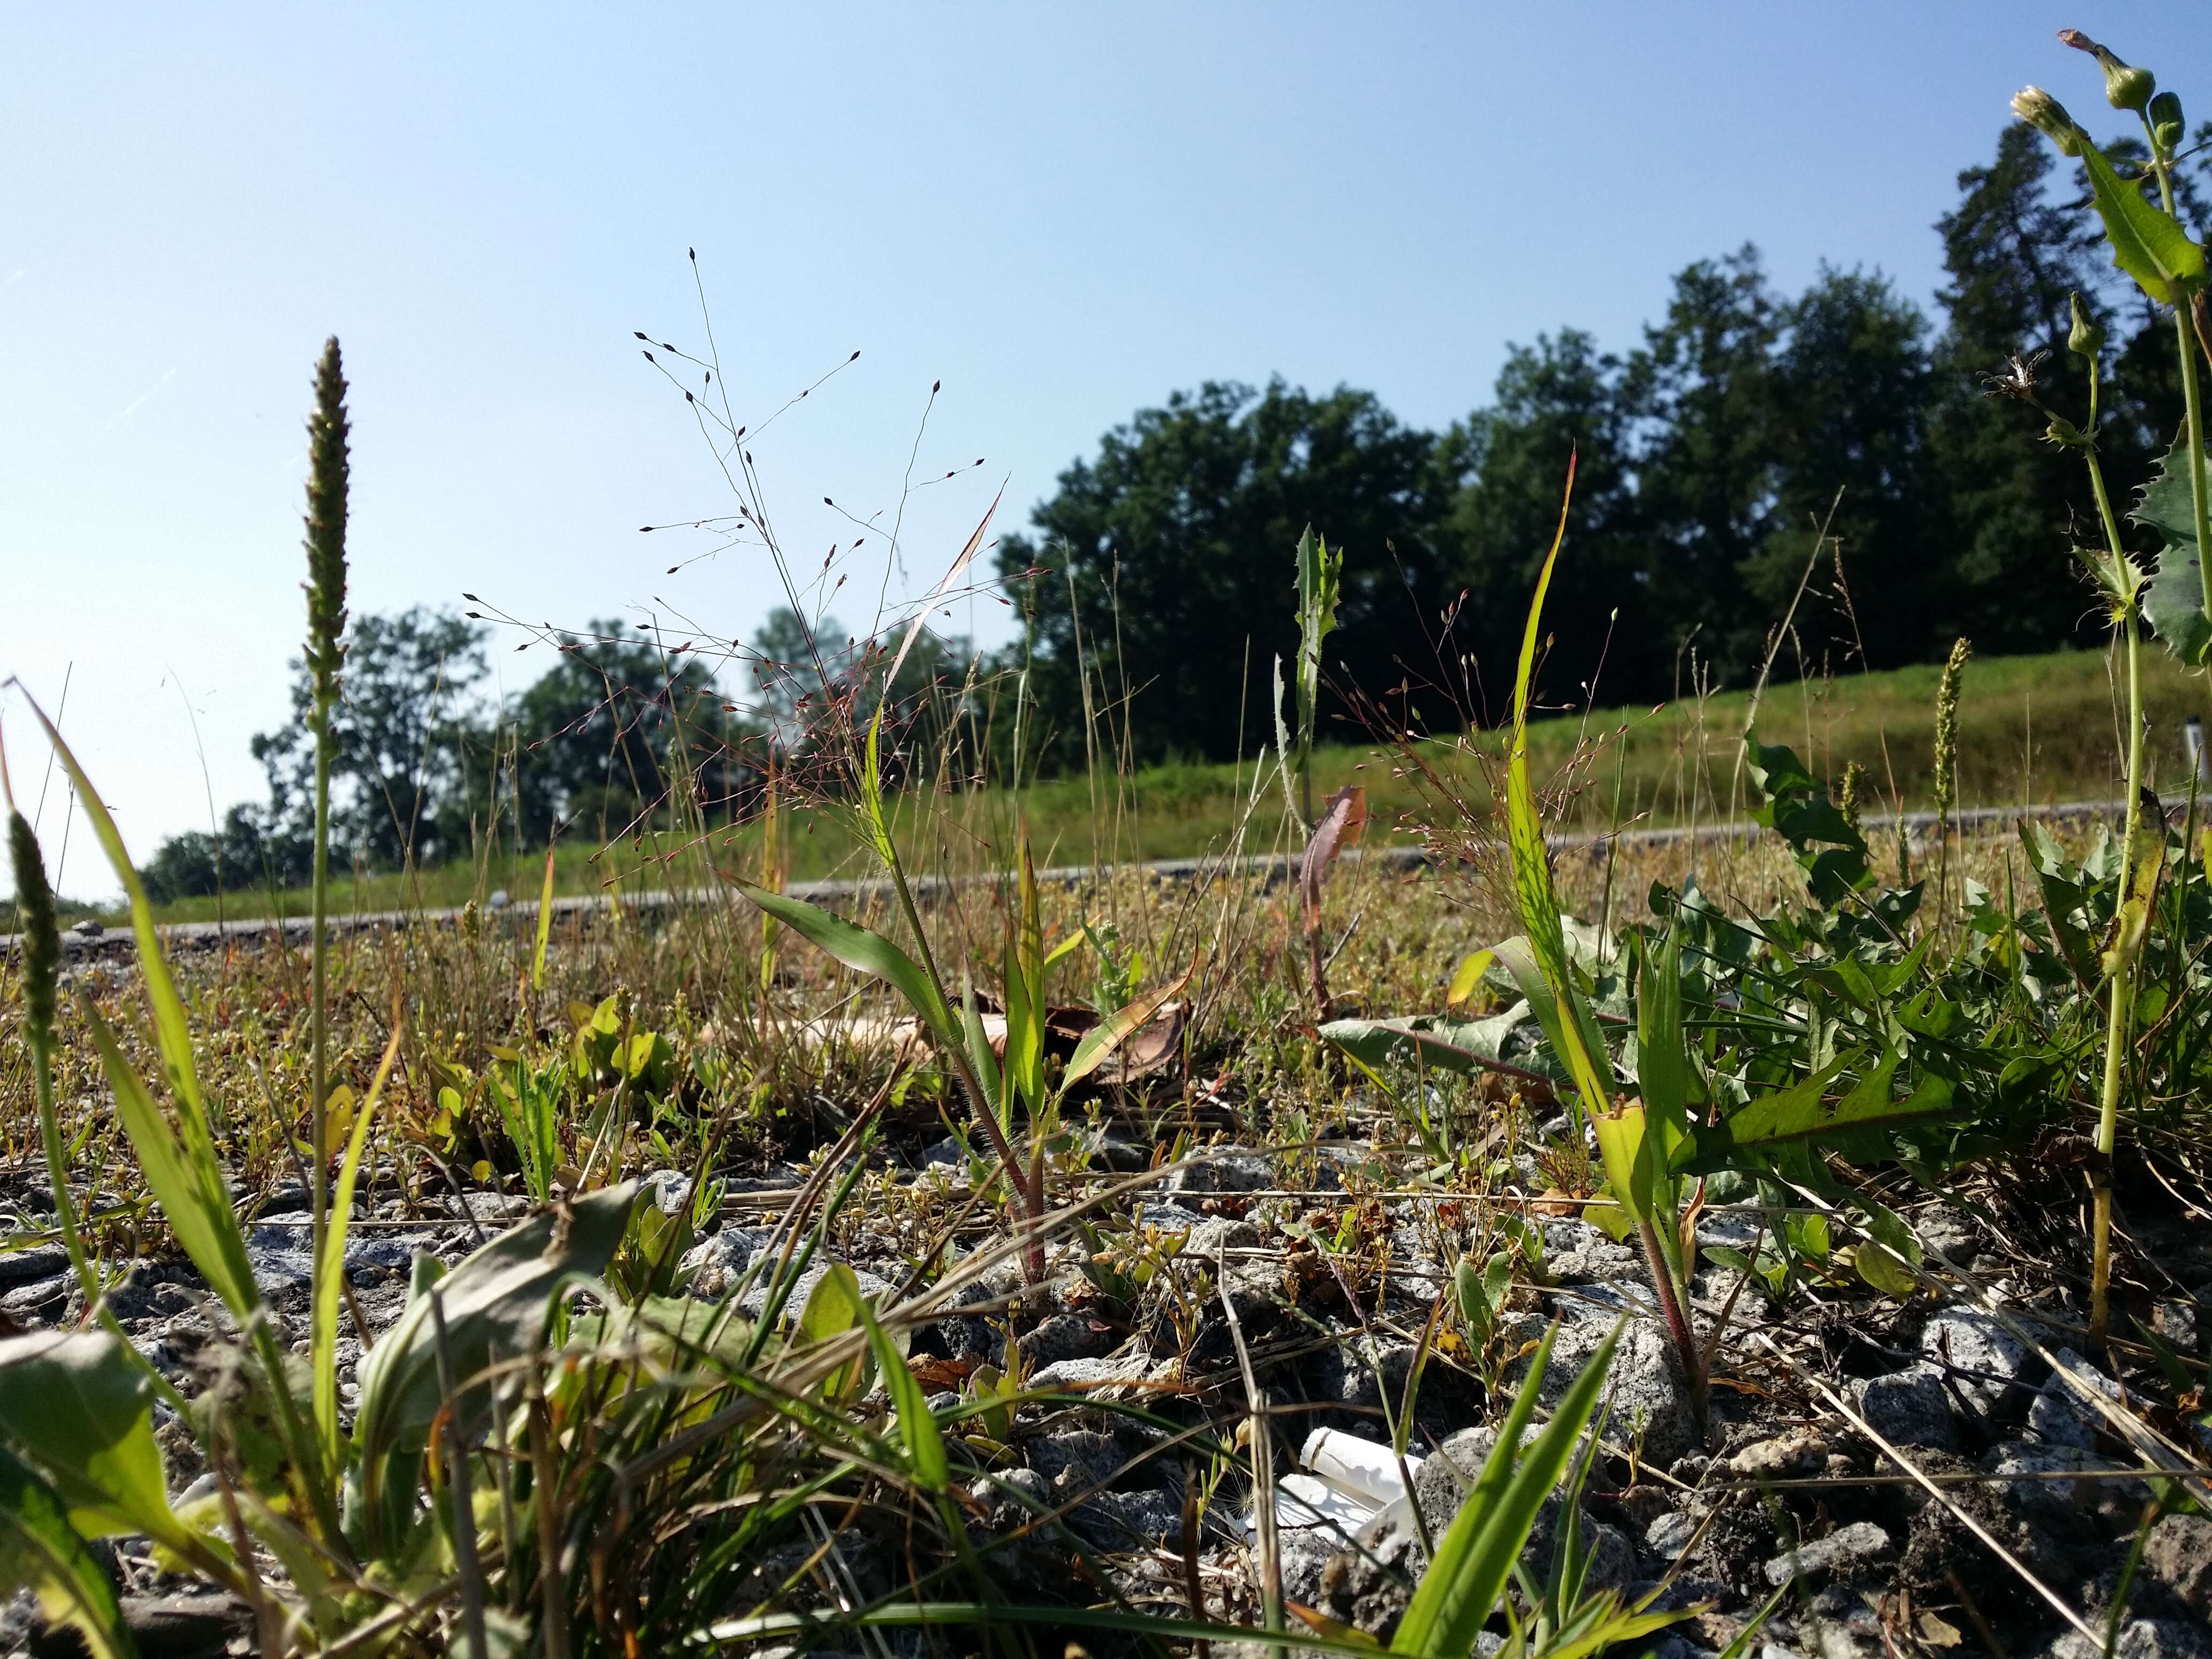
[313, 1017, 402, 1468]
[1392, 1319, 1622, 1657]
[531, 845, 556, 992]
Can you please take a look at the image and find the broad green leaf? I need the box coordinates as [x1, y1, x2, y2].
[1319, 1007, 1538, 1081]
[1684, 1052, 1954, 1171]
[1854, 1240, 1917, 1298]
[0, 1445, 137, 1659]
[79, 1000, 259, 1325]
[1392, 1319, 1621, 1656]
[1064, 953, 1197, 1090]
[350, 1183, 636, 1553]
[1294, 526, 1343, 758]
[1745, 738, 1871, 907]
[2079, 141, 2204, 305]
[859, 1303, 948, 1494]
[1492, 938, 1611, 1115]
[959, 975, 1005, 1127]
[0, 1332, 190, 1554]
[798, 1261, 864, 1346]
[1635, 925, 1689, 1150]
[740, 883, 954, 1046]
[1002, 823, 1047, 1124]
[1592, 1104, 1654, 1226]
[858, 707, 899, 870]
[2137, 439, 2212, 664]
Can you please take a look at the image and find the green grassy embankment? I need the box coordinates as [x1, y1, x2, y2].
[131, 644, 2208, 925]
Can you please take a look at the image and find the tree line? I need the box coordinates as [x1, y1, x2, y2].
[140, 609, 966, 900]
[141, 119, 2212, 894]
[995, 122, 2212, 769]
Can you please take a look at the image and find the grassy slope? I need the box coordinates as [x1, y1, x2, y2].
[136, 643, 2209, 924]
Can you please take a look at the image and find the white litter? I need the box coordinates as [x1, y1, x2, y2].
[1249, 1426, 1425, 1541]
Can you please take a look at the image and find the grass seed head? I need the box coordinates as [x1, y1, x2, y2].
[6, 811, 58, 1046]
[305, 337, 352, 714]
[1933, 636, 1971, 818]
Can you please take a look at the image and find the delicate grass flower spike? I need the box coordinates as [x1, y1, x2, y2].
[303, 337, 350, 1294]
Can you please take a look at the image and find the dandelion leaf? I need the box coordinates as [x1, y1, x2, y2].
[2135, 437, 2212, 665]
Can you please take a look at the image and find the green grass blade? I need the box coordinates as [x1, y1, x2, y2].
[859, 1302, 947, 1493]
[313, 1022, 400, 1469]
[22, 701, 209, 1129]
[77, 1000, 259, 1324]
[531, 845, 556, 991]
[739, 883, 954, 1044]
[1392, 1319, 1622, 1657]
[1500, 457, 1612, 1127]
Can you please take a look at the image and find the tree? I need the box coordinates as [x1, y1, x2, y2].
[511, 619, 752, 841]
[995, 379, 1460, 769]
[252, 607, 493, 870]
[1758, 264, 1941, 671]
[1438, 328, 1648, 717]
[748, 607, 973, 765]
[1926, 124, 2123, 656]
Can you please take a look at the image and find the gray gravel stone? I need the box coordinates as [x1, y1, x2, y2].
[1646, 1510, 1698, 1559]
[1762, 1521, 1890, 1587]
[1168, 1151, 1273, 1194]
[736, 1261, 892, 1321]
[0, 1245, 69, 1289]
[2026, 1348, 2120, 1450]
[1855, 1364, 1959, 1451]
[1981, 1440, 2146, 1525]
[2051, 1619, 2212, 1659]
[1066, 1488, 1181, 1551]
[1027, 1428, 1124, 1494]
[2144, 1514, 2212, 1615]
[1920, 1307, 2038, 1418]
[1018, 1311, 1117, 1368]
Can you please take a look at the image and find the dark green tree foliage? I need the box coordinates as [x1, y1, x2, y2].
[511, 619, 751, 842]
[1440, 330, 1646, 715]
[994, 380, 1460, 769]
[254, 607, 492, 869]
[1927, 124, 2126, 655]
[749, 607, 970, 764]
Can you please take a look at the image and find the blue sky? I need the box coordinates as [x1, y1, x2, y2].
[4, 3, 2202, 899]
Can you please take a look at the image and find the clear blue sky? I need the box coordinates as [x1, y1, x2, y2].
[4, 3, 2201, 900]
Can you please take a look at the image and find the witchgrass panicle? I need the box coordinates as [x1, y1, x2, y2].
[304, 338, 351, 1283]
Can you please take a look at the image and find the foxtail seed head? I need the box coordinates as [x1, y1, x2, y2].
[1839, 760, 1866, 835]
[304, 337, 351, 717]
[7, 811, 58, 1048]
[1933, 637, 1972, 818]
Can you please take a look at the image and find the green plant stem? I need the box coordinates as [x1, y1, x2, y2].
[29, 1034, 100, 1317]
[881, 850, 1044, 1280]
[311, 696, 333, 1284]
[1635, 1217, 1705, 1430]
[2082, 388, 2142, 1349]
